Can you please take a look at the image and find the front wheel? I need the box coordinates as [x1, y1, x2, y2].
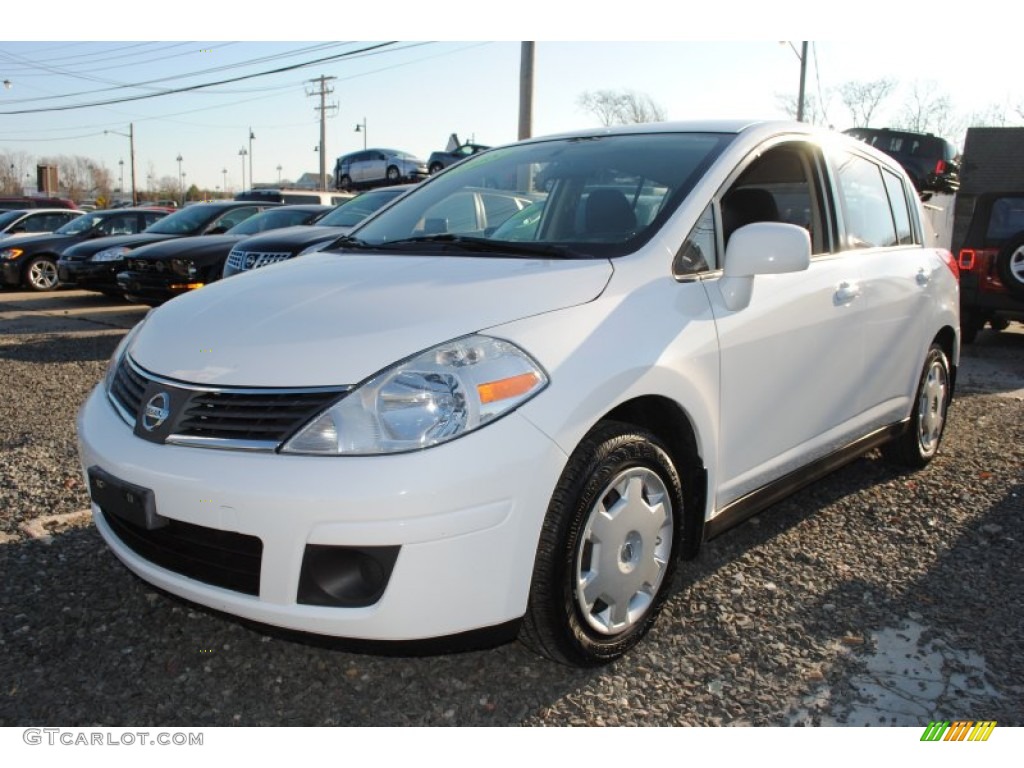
[338, 174, 352, 191]
[385, 165, 401, 183]
[521, 422, 683, 666]
[25, 256, 59, 292]
[429, 162, 444, 175]
[882, 344, 951, 468]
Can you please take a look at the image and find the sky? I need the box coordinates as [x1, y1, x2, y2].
[1, 3, 1019, 196]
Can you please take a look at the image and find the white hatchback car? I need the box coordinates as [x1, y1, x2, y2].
[78, 121, 959, 666]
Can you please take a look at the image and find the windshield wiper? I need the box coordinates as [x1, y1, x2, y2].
[377, 234, 583, 259]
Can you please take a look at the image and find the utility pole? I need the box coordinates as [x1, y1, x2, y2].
[306, 75, 337, 191]
[518, 42, 534, 141]
[797, 41, 809, 123]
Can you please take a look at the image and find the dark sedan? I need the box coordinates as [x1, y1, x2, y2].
[59, 201, 275, 295]
[222, 185, 413, 278]
[2, 207, 169, 292]
[115, 205, 331, 305]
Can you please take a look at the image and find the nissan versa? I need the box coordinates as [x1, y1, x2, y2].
[77, 121, 959, 666]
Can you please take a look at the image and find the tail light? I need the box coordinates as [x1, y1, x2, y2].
[959, 248, 1007, 293]
[935, 159, 947, 175]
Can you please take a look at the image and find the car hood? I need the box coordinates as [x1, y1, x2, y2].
[126, 234, 244, 261]
[131, 252, 613, 387]
[63, 233, 178, 260]
[232, 225, 348, 251]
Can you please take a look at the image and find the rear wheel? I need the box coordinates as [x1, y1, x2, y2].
[338, 174, 352, 191]
[521, 422, 683, 666]
[882, 344, 950, 468]
[996, 234, 1024, 298]
[25, 256, 59, 292]
[429, 162, 444, 175]
[386, 165, 401, 183]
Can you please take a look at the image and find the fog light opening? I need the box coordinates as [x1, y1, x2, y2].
[297, 545, 400, 607]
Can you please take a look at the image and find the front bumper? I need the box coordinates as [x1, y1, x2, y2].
[77, 385, 567, 641]
[58, 258, 124, 292]
[1, 259, 24, 286]
[117, 269, 198, 305]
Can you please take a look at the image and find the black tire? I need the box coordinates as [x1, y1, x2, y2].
[960, 309, 982, 344]
[521, 421, 684, 666]
[339, 174, 352, 191]
[429, 162, 444, 175]
[996, 234, 1024, 299]
[882, 344, 951, 468]
[385, 165, 401, 183]
[24, 255, 59, 292]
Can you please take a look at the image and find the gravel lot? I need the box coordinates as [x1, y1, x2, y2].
[1, 290, 1022, 727]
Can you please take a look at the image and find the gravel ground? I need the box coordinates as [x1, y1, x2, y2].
[1, 291, 1022, 726]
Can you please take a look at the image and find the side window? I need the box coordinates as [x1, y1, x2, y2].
[720, 142, 828, 256]
[142, 212, 165, 228]
[674, 204, 716, 276]
[419, 193, 478, 233]
[833, 151, 898, 249]
[479, 193, 523, 229]
[881, 169, 915, 245]
[98, 215, 136, 235]
[216, 206, 260, 230]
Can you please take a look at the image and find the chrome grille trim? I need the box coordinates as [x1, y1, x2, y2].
[107, 355, 351, 450]
[226, 250, 291, 272]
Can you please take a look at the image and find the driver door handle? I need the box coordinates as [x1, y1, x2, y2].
[834, 281, 861, 305]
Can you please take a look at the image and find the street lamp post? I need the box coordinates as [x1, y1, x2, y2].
[104, 123, 137, 205]
[248, 127, 255, 188]
[238, 148, 248, 192]
[176, 154, 184, 205]
[118, 159, 124, 199]
[277, 164, 282, 183]
[354, 118, 367, 150]
[222, 168, 228, 197]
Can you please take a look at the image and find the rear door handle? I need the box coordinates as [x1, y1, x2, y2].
[834, 281, 861, 304]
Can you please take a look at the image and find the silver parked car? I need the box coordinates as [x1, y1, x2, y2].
[334, 148, 428, 191]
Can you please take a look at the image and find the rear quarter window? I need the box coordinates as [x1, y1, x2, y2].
[985, 197, 1024, 243]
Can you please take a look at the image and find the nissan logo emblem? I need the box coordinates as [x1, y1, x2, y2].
[142, 392, 171, 432]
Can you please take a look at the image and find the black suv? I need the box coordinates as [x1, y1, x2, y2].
[955, 192, 1024, 341]
[843, 127, 960, 194]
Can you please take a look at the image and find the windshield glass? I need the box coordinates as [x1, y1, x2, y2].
[55, 211, 103, 235]
[144, 205, 219, 235]
[352, 132, 732, 258]
[228, 207, 320, 235]
[319, 189, 407, 227]
[0, 211, 24, 228]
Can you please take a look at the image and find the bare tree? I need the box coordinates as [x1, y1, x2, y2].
[776, 92, 829, 126]
[894, 80, 962, 138]
[577, 89, 666, 126]
[837, 78, 897, 127]
[0, 150, 33, 195]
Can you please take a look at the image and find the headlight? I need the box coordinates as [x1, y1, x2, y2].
[1, 248, 23, 260]
[104, 313, 151, 393]
[282, 335, 548, 455]
[92, 246, 131, 262]
[170, 258, 195, 277]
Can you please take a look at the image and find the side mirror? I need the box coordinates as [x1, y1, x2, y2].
[719, 222, 811, 311]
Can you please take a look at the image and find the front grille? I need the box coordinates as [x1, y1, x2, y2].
[125, 258, 168, 273]
[177, 390, 344, 442]
[99, 508, 263, 595]
[109, 356, 348, 448]
[226, 249, 291, 272]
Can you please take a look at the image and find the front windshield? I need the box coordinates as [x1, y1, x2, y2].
[55, 212, 102, 235]
[144, 205, 219, 235]
[228, 207, 319, 235]
[353, 132, 732, 258]
[319, 189, 406, 227]
[0, 211, 24, 228]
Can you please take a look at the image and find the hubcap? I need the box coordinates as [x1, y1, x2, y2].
[917, 359, 948, 456]
[575, 467, 673, 636]
[29, 260, 57, 290]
